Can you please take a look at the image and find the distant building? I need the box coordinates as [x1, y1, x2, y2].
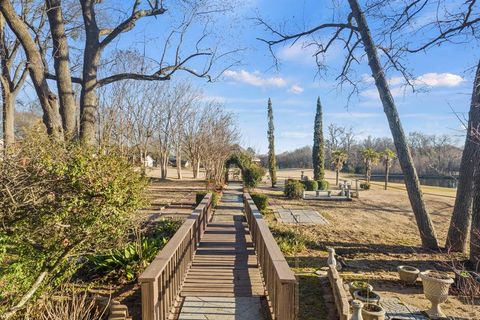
[144, 155, 155, 168]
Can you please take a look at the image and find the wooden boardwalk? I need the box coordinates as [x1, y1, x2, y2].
[139, 183, 297, 320]
[177, 183, 266, 319]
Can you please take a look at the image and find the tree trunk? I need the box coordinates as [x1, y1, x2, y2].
[385, 163, 389, 190]
[79, 0, 101, 145]
[46, 0, 77, 139]
[336, 169, 339, 185]
[348, 0, 439, 250]
[446, 60, 480, 252]
[192, 158, 198, 178]
[176, 151, 182, 180]
[0, 0, 64, 141]
[470, 164, 480, 271]
[2, 92, 14, 150]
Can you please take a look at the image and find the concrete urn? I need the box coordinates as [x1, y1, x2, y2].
[419, 270, 454, 318]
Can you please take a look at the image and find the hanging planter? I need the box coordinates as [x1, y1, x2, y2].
[397, 265, 420, 284]
[419, 270, 454, 318]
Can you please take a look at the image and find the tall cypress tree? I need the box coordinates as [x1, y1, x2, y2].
[267, 98, 277, 187]
[312, 97, 325, 181]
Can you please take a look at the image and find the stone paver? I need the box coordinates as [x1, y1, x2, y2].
[178, 297, 263, 320]
[275, 208, 329, 225]
[381, 298, 428, 320]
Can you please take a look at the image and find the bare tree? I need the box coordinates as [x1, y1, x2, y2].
[360, 0, 480, 252]
[77, 0, 236, 144]
[0, 12, 28, 151]
[257, 0, 440, 249]
[45, 0, 76, 138]
[0, 0, 64, 140]
[199, 102, 239, 183]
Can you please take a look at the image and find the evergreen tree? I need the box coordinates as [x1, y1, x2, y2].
[312, 97, 325, 181]
[267, 98, 277, 187]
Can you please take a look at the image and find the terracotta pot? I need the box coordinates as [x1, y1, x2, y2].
[361, 303, 385, 320]
[419, 270, 454, 318]
[348, 281, 373, 297]
[353, 289, 380, 304]
[397, 265, 420, 284]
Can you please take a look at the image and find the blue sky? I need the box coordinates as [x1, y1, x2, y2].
[186, 0, 478, 153]
[18, 1, 476, 154]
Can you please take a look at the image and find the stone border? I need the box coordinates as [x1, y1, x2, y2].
[327, 264, 350, 320]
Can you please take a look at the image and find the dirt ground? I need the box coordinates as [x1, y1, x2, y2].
[256, 168, 479, 319]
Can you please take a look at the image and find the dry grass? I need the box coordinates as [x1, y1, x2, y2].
[256, 169, 479, 319]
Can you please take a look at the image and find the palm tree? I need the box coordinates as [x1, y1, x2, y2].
[382, 148, 396, 190]
[332, 150, 348, 185]
[362, 148, 380, 184]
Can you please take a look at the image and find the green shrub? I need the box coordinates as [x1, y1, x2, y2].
[304, 180, 318, 191]
[86, 218, 181, 282]
[251, 193, 268, 211]
[212, 192, 220, 207]
[360, 182, 371, 190]
[0, 135, 147, 312]
[284, 180, 304, 199]
[243, 165, 265, 189]
[152, 219, 182, 240]
[317, 180, 330, 190]
[271, 228, 307, 255]
[86, 237, 165, 282]
[196, 191, 220, 207]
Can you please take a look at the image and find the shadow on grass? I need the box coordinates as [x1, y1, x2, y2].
[297, 274, 329, 320]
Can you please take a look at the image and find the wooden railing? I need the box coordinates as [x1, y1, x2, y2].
[139, 193, 213, 320]
[243, 193, 298, 320]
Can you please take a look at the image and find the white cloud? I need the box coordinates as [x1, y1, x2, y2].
[414, 73, 465, 87]
[288, 85, 304, 94]
[278, 42, 316, 62]
[359, 72, 465, 100]
[224, 70, 287, 87]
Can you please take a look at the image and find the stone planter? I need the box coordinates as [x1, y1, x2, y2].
[397, 265, 420, 284]
[361, 303, 385, 320]
[419, 270, 454, 318]
[348, 281, 373, 297]
[353, 289, 380, 304]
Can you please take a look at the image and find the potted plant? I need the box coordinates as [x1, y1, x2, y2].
[419, 270, 454, 318]
[362, 303, 385, 320]
[397, 265, 420, 284]
[348, 281, 373, 296]
[353, 288, 381, 304]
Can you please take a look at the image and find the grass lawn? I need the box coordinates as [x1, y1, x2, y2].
[254, 169, 479, 319]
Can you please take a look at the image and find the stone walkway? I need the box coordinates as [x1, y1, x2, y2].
[275, 208, 329, 225]
[178, 183, 266, 320]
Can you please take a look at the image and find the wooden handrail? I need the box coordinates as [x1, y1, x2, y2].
[139, 193, 213, 320]
[243, 193, 298, 320]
